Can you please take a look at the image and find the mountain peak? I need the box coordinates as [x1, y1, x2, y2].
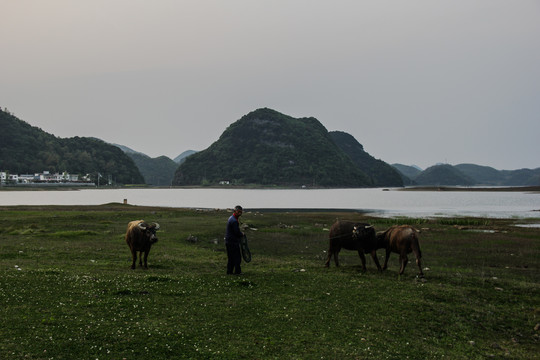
[173, 109, 374, 187]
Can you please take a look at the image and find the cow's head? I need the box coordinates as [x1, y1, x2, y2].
[352, 224, 375, 239]
[137, 222, 160, 244]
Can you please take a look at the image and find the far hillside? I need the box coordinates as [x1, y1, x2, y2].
[0, 109, 144, 185]
[454, 164, 504, 185]
[126, 153, 178, 186]
[414, 164, 475, 186]
[174, 150, 198, 164]
[392, 163, 540, 186]
[456, 164, 540, 186]
[392, 164, 422, 180]
[330, 131, 402, 187]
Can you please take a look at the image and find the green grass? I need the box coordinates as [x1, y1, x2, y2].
[0, 205, 539, 359]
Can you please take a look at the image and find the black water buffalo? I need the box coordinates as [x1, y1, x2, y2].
[376, 225, 423, 276]
[325, 220, 382, 271]
[125, 220, 160, 269]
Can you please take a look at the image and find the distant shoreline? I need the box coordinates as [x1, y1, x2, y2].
[398, 186, 540, 193]
[2, 184, 540, 193]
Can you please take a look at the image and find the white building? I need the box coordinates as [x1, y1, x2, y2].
[39, 171, 54, 182]
[19, 174, 36, 183]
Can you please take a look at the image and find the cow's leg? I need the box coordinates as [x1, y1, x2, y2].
[416, 257, 423, 277]
[334, 250, 340, 267]
[143, 250, 150, 269]
[383, 249, 391, 270]
[325, 248, 333, 267]
[399, 253, 408, 275]
[130, 250, 137, 269]
[414, 254, 423, 277]
[138, 251, 143, 267]
[358, 251, 367, 271]
[370, 250, 382, 271]
[412, 244, 424, 277]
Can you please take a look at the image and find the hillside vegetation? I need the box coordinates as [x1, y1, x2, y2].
[330, 131, 403, 187]
[112, 143, 180, 186]
[173, 108, 401, 187]
[414, 164, 475, 186]
[174, 150, 198, 164]
[126, 153, 178, 186]
[393, 163, 540, 186]
[392, 164, 422, 184]
[0, 109, 144, 184]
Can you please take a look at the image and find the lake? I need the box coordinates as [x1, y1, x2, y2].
[1, 187, 540, 218]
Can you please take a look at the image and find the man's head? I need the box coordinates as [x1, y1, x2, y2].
[234, 205, 243, 217]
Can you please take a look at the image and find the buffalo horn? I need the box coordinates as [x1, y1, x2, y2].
[364, 225, 373, 229]
[137, 222, 147, 230]
[153, 223, 160, 230]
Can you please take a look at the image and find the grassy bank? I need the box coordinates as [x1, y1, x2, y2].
[1, 205, 538, 359]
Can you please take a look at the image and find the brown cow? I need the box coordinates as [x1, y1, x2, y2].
[125, 220, 160, 269]
[325, 220, 382, 271]
[376, 225, 423, 276]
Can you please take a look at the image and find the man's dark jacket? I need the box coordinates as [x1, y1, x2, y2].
[225, 214, 242, 245]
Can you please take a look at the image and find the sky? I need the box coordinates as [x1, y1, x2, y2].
[1, 1, 539, 170]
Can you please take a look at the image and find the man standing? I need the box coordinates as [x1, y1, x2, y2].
[225, 205, 244, 275]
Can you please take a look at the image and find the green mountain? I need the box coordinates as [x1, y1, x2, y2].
[172, 108, 375, 187]
[391, 164, 422, 185]
[414, 164, 475, 186]
[0, 109, 144, 184]
[453, 164, 504, 185]
[174, 150, 198, 164]
[126, 153, 178, 186]
[112, 143, 180, 185]
[393, 163, 540, 186]
[392, 164, 422, 179]
[455, 163, 540, 186]
[329, 131, 403, 187]
[500, 168, 540, 186]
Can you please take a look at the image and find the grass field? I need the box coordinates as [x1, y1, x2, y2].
[0, 204, 538, 359]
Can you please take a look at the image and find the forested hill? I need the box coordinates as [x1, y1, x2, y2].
[173, 108, 398, 187]
[0, 109, 144, 184]
[392, 163, 540, 186]
[329, 131, 403, 187]
[126, 153, 178, 186]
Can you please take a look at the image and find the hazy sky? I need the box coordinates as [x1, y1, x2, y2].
[2, 1, 539, 170]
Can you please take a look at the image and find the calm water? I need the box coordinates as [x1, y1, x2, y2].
[1, 188, 540, 218]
